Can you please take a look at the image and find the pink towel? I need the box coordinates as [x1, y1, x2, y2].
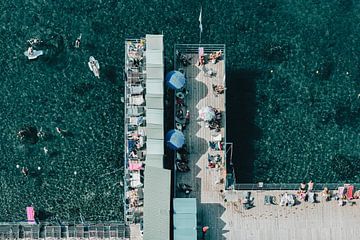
[198, 47, 204, 56]
[26, 207, 35, 224]
[338, 187, 345, 196]
[129, 163, 142, 171]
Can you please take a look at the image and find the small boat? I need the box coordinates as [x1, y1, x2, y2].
[24, 49, 43, 60]
[88, 56, 100, 78]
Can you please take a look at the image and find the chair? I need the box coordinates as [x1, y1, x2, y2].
[308, 192, 316, 203]
[345, 185, 354, 200]
[264, 195, 274, 205]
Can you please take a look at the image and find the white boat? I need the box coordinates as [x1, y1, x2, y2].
[88, 56, 100, 78]
[24, 49, 43, 60]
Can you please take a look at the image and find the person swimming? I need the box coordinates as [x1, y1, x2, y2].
[74, 34, 82, 48]
[21, 167, 29, 176]
[56, 127, 65, 138]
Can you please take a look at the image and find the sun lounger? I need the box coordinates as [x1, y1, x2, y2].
[264, 195, 274, 205]
[287, 194, 295, 206]
[128, 95, 145, 106]
[129, 171, 142, 188]
[129, 85, 144, 95]
[127, 106, 145, 116]
[26, 206, 36, 224]
[308, 192, 316, 203]
[338, 186, 346, 198]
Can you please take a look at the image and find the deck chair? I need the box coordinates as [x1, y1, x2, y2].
[308, 192, 316, 203]
[264, 195, 274, 205]
[287, 194, 295, 206]
[338, 186, 346, 198]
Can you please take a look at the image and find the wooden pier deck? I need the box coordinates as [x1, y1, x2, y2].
[174, 45, 360, 240]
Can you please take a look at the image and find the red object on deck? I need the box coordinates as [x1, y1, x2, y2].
[346, 185, 354, 200]
[26, 207, 35, 224]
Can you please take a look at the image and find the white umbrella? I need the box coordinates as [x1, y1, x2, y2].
[198, 106, 216, 121]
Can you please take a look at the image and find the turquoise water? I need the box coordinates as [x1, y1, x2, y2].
[226, 1, 360, 184]
[2, 0, 360, 221]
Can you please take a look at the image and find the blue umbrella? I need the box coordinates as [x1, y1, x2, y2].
[165, 71, 186, 90]
[166, 129, 185, 150]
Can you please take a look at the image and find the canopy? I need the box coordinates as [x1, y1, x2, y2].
[165, 71, 186, 90]
[166, 129, 185, 150]
[198, 106, 216, 122]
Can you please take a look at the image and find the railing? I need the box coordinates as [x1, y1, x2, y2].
[123, 38, 146, 232]
[0, 222, 128, 239]
[233, 183, 360, 190]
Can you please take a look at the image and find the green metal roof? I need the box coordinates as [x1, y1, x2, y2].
[173, 198, 197, 240]
[143, 166, 171, 240]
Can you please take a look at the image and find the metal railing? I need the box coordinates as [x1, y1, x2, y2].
[0, 222, 128, 239]
[233, 183, 360, 190]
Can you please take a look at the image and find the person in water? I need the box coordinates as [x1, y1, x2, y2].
[74, 34, 82, 48]
[56, 127, 65, 138]
[21, 167, 29, 176]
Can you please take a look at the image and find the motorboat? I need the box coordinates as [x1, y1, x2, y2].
[88, 56, 100, 78]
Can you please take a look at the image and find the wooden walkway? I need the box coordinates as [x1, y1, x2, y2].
[174, 45, 360, 240]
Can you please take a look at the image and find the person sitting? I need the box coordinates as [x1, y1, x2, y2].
[299, 182, 306, 193]
[27, 47, 34, 56]
[215, 50, 222, 59]
[129, 150, 138, 159]
[297, 182, 307, 200]
[176, 109, 184, 119]
[209, 53, 216, 63]
[308, 180, 314, 192]
[198, 55, 205, 66]
[321, 187, 331, 201]
[208, 161, 216, 168]
[213, 84, 225, 94]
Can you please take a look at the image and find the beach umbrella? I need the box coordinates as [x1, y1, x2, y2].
[198, 106, 216, 122]
[165, 71, 186, 90]
[166, 129, 185, 150]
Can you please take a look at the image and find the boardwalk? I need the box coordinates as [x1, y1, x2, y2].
[174, 45, 360, 240]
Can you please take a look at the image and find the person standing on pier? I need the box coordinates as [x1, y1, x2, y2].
[201, 226, 209, 239]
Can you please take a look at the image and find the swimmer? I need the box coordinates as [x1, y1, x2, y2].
[21, 167, 29, 176]
[17, 130, 26, 140]
[74, 34, 82, 48]
[56, 127, 68, 138]
[56, 127, 63, 136]
[27, 38, 41, 46]
[37, 127, 45, 139]
[43, 147, 49, 155]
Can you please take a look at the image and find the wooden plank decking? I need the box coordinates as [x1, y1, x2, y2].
[174, 45, 360, 240]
